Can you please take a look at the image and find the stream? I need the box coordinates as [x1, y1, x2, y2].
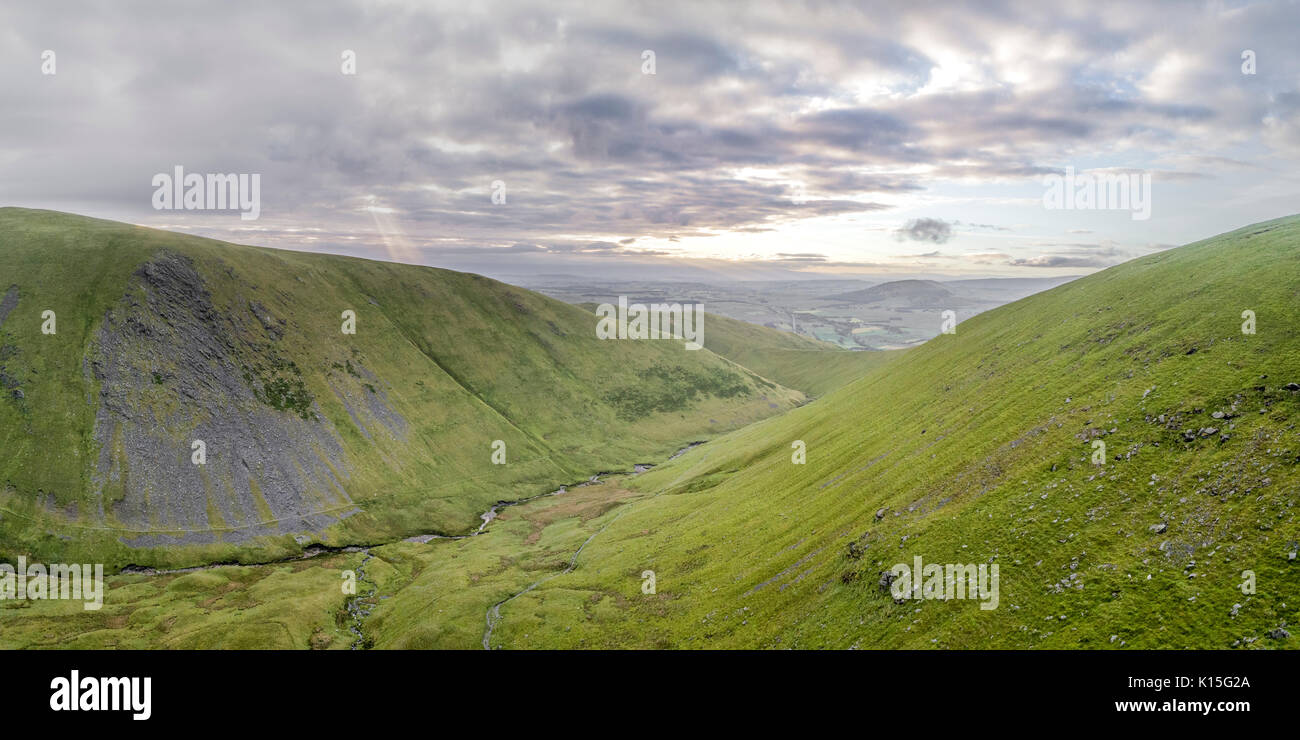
[481, 441, 703, 649]
[116, 441, 705, 648]
[344, 550, 377, 649]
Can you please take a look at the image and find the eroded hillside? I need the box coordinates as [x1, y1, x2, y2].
[0, 209, 803, 569]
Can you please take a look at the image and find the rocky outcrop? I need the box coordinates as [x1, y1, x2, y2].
[87, 252, 360, 546]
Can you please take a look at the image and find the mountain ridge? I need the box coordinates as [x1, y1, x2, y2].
[0, 208, 806, 569]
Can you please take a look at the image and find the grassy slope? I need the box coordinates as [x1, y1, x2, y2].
[455, 215, 1300, 649]
[0, 208, 802, 569]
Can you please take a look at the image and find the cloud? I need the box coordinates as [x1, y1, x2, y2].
[1, 0, 1298, 278]
[895, 218, 954, 244]
[955, 221, 1011, 232]
[1009, 254, 1117, 268]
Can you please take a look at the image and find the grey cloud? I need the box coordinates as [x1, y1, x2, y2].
[895, 218, 954, 244]
[1009, 254, 1118, 268]
[1, 0, 1298, 274]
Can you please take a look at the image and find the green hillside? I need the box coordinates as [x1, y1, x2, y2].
[379, 214, 1300, 649]
[0, 208, 802, 570]
[5, 213, 1298, 650]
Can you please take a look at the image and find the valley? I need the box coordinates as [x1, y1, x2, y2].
[2, 209, 1298, 650]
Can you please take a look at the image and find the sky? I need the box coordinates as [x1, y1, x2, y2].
[2, 0, 1300, 282]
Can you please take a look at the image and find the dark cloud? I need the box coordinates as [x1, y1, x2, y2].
[796, 108, 915, 154]
[895, 218, 954, 244]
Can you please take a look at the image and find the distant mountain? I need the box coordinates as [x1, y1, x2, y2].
[828, 279, 966, 307]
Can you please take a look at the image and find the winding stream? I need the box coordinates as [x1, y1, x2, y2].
[116, 441, 705, 648]
[481, 441, 703, 649]
[344, 550, 377, 649]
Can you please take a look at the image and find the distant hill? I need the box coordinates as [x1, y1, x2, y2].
[828, 279, 966, 307]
